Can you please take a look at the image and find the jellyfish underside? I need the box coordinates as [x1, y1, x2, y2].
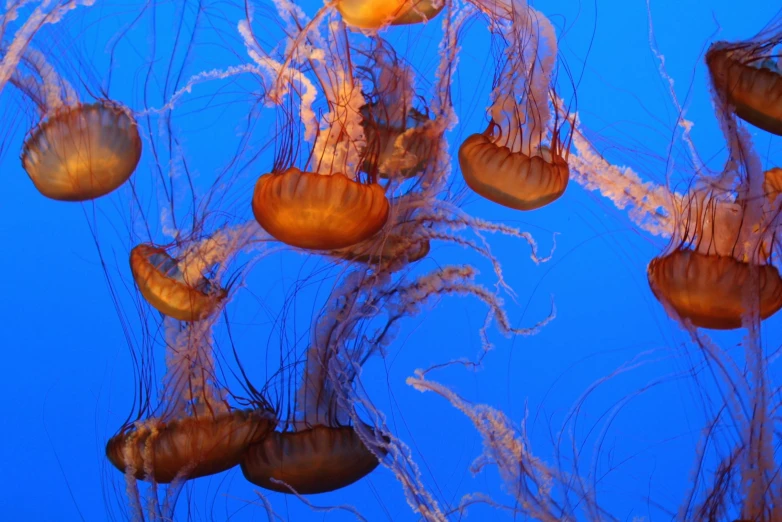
[458, 132, 569, 211]
[240, 424, 383, 494]
[361, 104, 434, 179]
[647, 249, 782, 329]
[252, 168, 390, 251]
[335, 0, 443, 30]
[707, 45, 782, 136]
[106, 409, 275, 483]
[21, 100, 141, 201]
[130, 244, 227, 322]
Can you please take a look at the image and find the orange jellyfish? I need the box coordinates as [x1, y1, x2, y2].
[107, 406, 275, 484]
[252, 168, 389, 250]
[335, 0, 443, 30]
[242, 421, 382, 494]
[22, 100, 141, 201]
[248, 18, 389, 250]
[130, 244, 228, 322]
[458, 3, 569, 210]
[106, 319, 277, 485]
[647, 173, 782, 329]
[707, 32, 782, 136]
[358, 42, 437, 180]
[242, 294, 386, 494]
[8, 47, 141, 201]
[129, 222, 263, 321]
[242, 348, 386, 495]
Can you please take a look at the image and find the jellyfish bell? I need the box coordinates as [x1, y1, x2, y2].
[459, 126, 570, 210]
[130, 243, 228, 322]
[647, 189, 782, 329]
[106, 408, 276, 483]
[241, 422, 385, 494]
[242, 367, 387, 495]
[648, 250, 782, 330]
[335, 0, 443, 30]
[21, 99, 142, 201]
[706, 40, 782, 136]
[252, 167, 390, 250]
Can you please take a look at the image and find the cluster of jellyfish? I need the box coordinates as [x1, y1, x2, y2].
[2, 0, 782, 520]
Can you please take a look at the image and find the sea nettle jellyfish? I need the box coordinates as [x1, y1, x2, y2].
[130, 244, 227, 322]
[106, 319, 276, 489]
[358, 40, 438, 181]
[241, 356, 384, 495]
[706, 24, 782, 136]
[241, 282, 387, 494]
[0, 0, 135, 201]
[128, 224, 259, 322]
[245, 12, 389, 250]
[335, 0, 443, 30]
[5, 45, 141, 201]
[647, 168, 782, 329]
[458, 0, 569, 211]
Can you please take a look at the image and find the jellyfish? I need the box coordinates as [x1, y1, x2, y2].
[327, 10, 474, 270]
[106, 404, 274, 484]
[129, 223, 261, 322]
[18, 0, 782, 520]
[458, 0, 569, 211]
[21, 99, 141, 201]
[106, 319, 276, 489]
[241, 401, 384, 494]
[707, 31, 782, 136]
[358, 41, 438, 180]
[241, 287, 387, 494]
[130, 244, 227, 322]
[4, 45, 141, 201]
[561, 12, 782, 518]
[244, 424, 381, 493]
[646, 170, 782, 330]
[244, 11, 390, 251]
[335, 0, 443, 30]
[252, 167, 389, 250]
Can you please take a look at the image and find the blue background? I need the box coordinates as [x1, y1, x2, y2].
[0, 1, 780, 520]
